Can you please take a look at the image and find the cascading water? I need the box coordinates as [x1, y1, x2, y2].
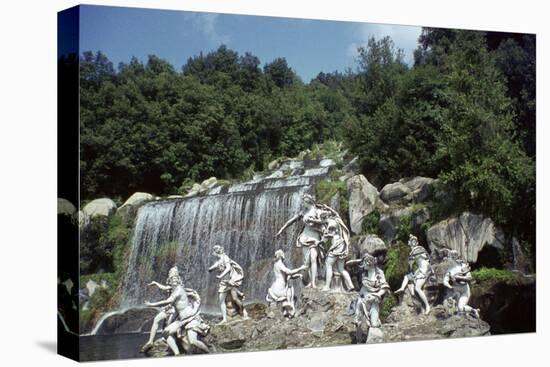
[118, 170, 326, 314]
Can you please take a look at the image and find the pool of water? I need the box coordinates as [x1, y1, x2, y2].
[79, 333, 151, 362]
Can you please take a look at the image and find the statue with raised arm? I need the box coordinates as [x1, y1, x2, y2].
[143, 270, 210, 355]
[443, 250, 480, 318]
[322, 216, 354, 292]
[208, 245, 248, 324]
[394, 234, 432, 315]
[275, 193, 331, 288]
[348, 253, 390, 329]
[141, 266, 179, 353]
[266, 250, 302, 318]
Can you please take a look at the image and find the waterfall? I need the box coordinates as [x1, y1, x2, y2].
[119, 173, 324, 310]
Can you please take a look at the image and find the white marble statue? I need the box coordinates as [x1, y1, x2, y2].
[208, 245, 248, 324]
[394, 234, 432, 314]
[266, 249, 302, 318]
[276, 193, 333, 289]
[348, 253, 390, 328]
[141, 266, 179, 353]
[143, 269, 210, 355]
[443, 250, 480, 318]
[322, 216, 354, 292]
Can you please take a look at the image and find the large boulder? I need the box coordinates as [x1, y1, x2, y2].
[58, 198, 76, 217]
[426, 212, 506, 264]
[347, 175, 386, 234]
[378, 207, 413, 244]
[116, 192, 154, 224]
[82, 198, 117, 218]
[200, 177, 218, 191]
[401, 177, 436, 203]
[380, 182, 412, 204]
[351, 234, 387, 258]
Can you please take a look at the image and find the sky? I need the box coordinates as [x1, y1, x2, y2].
[79, 5, 422, 82]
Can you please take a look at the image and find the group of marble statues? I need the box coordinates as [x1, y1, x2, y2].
[140, 193, 480, 355]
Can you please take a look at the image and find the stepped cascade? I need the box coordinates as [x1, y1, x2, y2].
[120, 167, 329, 311]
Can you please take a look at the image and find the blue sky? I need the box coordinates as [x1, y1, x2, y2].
[79, 5, 422, 82]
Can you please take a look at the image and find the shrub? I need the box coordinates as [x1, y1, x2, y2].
[384, 241, 410, 289]
[361, 211, 380, 235]
[471, 267, 518, 284]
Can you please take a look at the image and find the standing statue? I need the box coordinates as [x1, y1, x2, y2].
[143, 269, 210, 355]
[443, 250, 480, 318]
[348, 253, 390, 329]
[322, 216, 354, 291]
[208, 245, 248, 324]
[275, 193, 333, 289]
[394, 234, 432, 315]
[266, 250, 302, 318]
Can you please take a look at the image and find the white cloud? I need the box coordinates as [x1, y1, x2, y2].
[348, 23, 422, 64]
[185, 13, 231, 45]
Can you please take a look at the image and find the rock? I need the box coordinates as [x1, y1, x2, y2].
[267, 159, 280, 171]
[378, 207, 413, 244]
[319, 159, 336, 168]
[347, 175, 385, 234]
[401, 177, 436, 202]
[184, 183, 201, 198]
[470, 275, 535, 334]
[352, 235, 387, 258]
[342, 156, 359, 174]
[86, 280, 100, 297]
[384, 291, 490, 342]
[366, 327, 384, 343]
[117, 192, 154, 224]
[329, 192, 340, 214]
[82, 198, 117, 218]
[380, 182, 412, 204]
[200, 177, 218, 191]
[167, 195, 183, 199]
[426, 212, 506, 264]
[58, 198, 76, 216]
[78, 210, 89, 227]
[411, 207, 430, 233]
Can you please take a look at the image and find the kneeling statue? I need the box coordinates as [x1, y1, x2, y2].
[266, 249, 302, 318]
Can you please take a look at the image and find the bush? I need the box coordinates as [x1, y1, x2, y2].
[361, 211, 380, 235]
[380, 293, 397, 321]
[384, 241, 410, 289]
[471, 267, 518, 284]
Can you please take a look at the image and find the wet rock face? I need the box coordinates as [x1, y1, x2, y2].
[93, 308, 159, 335]
[470, 277, 536, 334]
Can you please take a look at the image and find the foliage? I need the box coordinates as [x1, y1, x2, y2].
[380, 293, 397, 322]
[395, 213, 413, 243]
[315, 180, 349, 221]
[361, 211, 380, 235]
[471, 267, 519, 285]
[384, 242, 410, 289]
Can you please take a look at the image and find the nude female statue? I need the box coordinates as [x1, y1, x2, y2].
[266, 250, 302, 318]
[141, 266, 179, 353]
[144, 272, 210, 355]
[394, 234, 432, 314]
[443, 250, 480, 318]
[208, 245, 248, 324]
[322, 216, 354, 292]
[276, 193, 330, 288]
[348, 253, 390, 328]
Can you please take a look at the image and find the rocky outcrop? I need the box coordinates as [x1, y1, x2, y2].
[401, 177, 436, 203]
[426, 212, 506, 264]
[383, 291, 490, 342]
[380, 182, 412, 204]
[83, 198, 117, 218]
[378, 207, 413, 244]
[347, 175, 386, 234]
[470, 275, 535, 334]
[117, 192, 154, 224]
[351, 234, 387, 258]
